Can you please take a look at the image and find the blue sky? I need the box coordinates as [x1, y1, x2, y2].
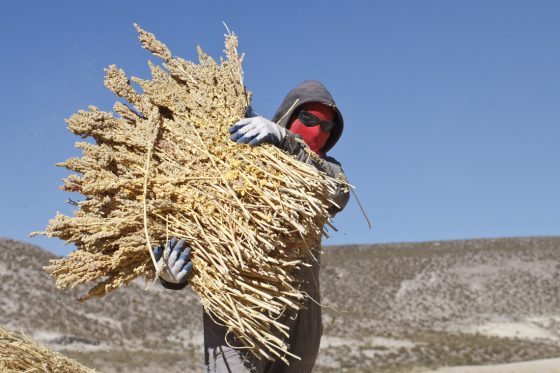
[1, 1, 559, 256]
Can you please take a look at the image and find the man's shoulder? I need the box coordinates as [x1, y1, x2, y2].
[322, 155, 342, 167]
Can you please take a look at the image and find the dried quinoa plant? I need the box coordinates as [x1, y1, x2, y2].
[33, 24, 345, 362]
[0, 326, 98, 373]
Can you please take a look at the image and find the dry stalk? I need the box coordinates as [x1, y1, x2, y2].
[0, 325, 98, 373]
[32, 24, 346, 362]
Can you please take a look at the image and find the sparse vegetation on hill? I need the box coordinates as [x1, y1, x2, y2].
[1, 236, 559, 372]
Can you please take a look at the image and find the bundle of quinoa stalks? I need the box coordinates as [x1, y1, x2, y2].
[0, 326, 98, 373]
[33, 24, 345, 362]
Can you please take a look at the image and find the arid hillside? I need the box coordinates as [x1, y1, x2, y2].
[1, 236, 559, 372]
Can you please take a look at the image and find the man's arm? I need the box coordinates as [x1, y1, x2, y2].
[279, 130, 350, 216]
[230, 116, 350, 216]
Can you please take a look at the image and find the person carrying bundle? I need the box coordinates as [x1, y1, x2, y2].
[154, 80, 350, 373]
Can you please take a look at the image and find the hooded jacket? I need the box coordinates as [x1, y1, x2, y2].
[273, 80, 344, 154]
[273, 80, 349, 216]
[205, 80, 351, 372]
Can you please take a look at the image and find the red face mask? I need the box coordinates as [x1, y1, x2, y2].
[289, 102, 334, 157]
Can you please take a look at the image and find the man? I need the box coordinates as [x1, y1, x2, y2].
[154, 80, 349, 372]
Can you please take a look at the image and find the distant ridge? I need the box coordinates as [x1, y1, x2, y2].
[329, 234, 560, 249]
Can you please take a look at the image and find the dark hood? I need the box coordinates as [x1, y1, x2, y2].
[271, 80, 344, 154]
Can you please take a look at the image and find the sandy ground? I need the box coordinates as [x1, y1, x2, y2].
[460, 317, 560, 342]
[421, 357, 560, 373]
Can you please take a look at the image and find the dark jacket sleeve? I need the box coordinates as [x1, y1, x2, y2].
[279, 130, 350, 216]
[159, 277, 188, 290]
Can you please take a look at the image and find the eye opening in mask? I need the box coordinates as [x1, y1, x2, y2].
[297, 110, 335, 132]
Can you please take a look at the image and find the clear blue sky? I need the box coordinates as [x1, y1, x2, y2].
[1, 1, 559, 256]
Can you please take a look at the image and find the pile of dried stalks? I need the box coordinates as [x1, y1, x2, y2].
[33, 24, 344, 362]
[0, 326, 98, 373]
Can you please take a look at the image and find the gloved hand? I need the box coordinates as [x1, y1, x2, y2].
[153, 238, 193, 285]
[229, 116, 287, 147]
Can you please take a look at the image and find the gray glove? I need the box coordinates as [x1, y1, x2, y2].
[153, 238, 193, 286]
[229, 116, 287, 147]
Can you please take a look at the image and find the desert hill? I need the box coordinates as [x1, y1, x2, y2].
[1, 236, 559, 372]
